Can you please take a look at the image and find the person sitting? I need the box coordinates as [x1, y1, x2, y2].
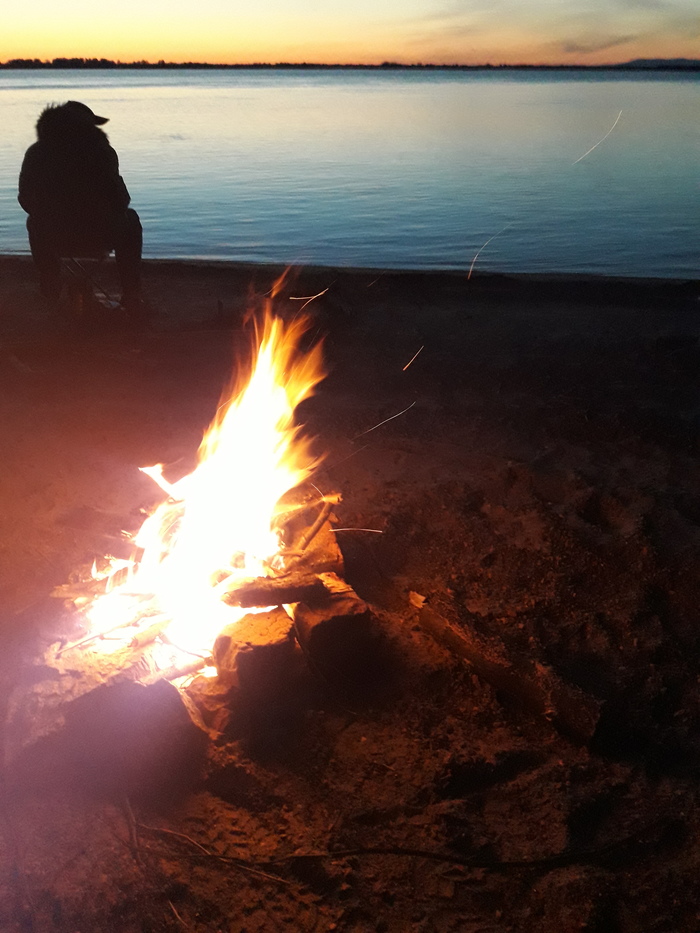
[18, 100, 143, 313]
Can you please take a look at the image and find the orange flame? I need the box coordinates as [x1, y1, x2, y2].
[86, 295, 325, 661]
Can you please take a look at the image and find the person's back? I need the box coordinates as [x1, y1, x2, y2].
[19, 100, 142, 312]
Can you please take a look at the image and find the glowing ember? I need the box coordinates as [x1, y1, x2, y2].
[84, 290, 325, 667]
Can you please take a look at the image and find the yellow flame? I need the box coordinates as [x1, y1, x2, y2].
[86, 301, 325, 658]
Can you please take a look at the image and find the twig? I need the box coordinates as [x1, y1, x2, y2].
[297, 500, 334, 552]
[137, 823, 292, 885]
[129, 616, 171, 649]
[168, 900, 191, 929]
[137, 823, 210, 855]
[265, 818, 680, 871]
[55, 619, 141, 656]
[273, 492, 341, 529]
[121, 796, 141, 864]
[284, 499, 335, 570]
[142, 657, 211, 685]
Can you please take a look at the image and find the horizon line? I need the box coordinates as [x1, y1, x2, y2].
[1, 56, 699, 71]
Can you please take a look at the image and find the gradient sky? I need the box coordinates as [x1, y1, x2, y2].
[2, 0, 698, 65]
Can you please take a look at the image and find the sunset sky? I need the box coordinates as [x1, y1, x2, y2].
[2, 0, 698, 66]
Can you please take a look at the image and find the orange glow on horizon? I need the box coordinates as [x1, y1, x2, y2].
[1, 1, 698, 68]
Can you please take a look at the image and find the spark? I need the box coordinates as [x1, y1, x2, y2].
[289, 287, 329, 312]
[468, 223, 514, 279]
[327, 444, 370, 468]
[353, 401, 416, 439]
[402, 346, 424, 371]
[572, 110, 623, 165]
[333, 528, 383, 534]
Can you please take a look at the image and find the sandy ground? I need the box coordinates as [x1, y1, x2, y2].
[0, 254, 699, 932]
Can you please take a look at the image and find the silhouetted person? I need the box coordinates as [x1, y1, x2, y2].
[18, 100, 142, 311]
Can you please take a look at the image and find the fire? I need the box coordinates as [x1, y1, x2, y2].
[84, 291, 326, 665]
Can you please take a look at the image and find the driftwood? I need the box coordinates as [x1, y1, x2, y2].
[418, 605, 601, 744]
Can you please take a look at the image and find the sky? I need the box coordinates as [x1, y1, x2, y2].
[2, 0, 699, 65]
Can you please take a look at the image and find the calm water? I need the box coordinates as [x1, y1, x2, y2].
[1, 69, 698, 278]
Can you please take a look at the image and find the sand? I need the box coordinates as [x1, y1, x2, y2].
[0, 254, 699, 931]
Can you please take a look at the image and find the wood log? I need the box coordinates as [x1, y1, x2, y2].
[418, 605, 601, 744]
[212, 608, 296, 694]
[293, 573, 380, 675]
[222, 572, 327, 608]
[208, 608, 306, 741]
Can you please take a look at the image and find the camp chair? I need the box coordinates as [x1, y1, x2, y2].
[60, 250, 121, 321]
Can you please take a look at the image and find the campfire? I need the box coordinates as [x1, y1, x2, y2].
[39, 279, 377, 739]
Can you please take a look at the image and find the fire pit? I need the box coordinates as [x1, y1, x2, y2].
[6, 278, 381, 768]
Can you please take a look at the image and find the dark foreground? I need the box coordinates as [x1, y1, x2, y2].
[0, 256, 699, 932]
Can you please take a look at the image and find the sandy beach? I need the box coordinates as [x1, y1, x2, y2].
[1, 254, 699, 931]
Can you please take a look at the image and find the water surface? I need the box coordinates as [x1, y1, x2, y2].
[1, 69, 698, 277]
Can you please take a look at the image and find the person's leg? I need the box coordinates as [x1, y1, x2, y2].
[26, 217, 62, 304]
[113, 209, 143, 303]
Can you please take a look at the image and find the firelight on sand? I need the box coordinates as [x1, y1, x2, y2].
[85, 287, 326, 663]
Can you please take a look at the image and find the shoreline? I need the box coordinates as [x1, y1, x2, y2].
[1, 253, 696, 342]
[3, 251, 697, 289]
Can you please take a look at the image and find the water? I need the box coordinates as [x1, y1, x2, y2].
[1, 68, 698, 278]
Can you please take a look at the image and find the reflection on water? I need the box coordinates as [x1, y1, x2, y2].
[1, 69, 698, 277]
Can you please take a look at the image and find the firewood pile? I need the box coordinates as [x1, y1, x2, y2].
[5, 477, 608, 787]
[4, 487, 383, 777]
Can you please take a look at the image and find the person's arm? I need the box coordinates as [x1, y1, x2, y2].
[104, 145, 131, 213]
[18, 144, 40, 214]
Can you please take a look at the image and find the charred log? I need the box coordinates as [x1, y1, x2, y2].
[293, 573, 382, 680]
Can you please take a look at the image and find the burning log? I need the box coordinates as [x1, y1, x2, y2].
[222, 571, 327, 608]
[418, 605, 601, 744]
[277, 490, 345, 577]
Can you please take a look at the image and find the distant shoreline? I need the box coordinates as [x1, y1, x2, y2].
[1, 58, 699, 72]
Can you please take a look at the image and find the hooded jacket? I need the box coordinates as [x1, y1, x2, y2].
[18, 103, 131, 243]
